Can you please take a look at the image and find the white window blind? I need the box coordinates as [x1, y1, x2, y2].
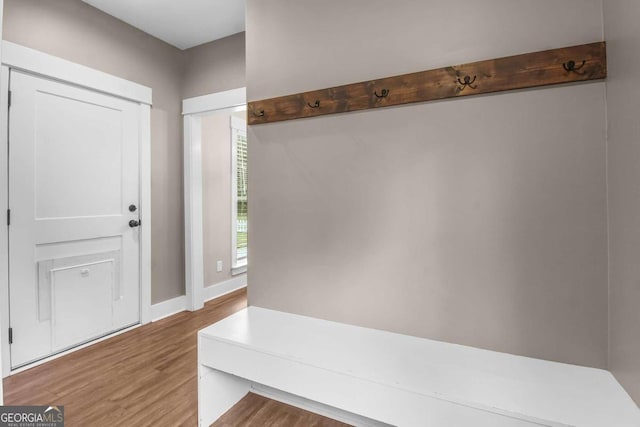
[231, 116, 247, 267]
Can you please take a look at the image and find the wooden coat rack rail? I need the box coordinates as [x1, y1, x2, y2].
[248, 42, 606, 125]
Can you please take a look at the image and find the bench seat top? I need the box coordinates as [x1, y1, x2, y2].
[199, 307, 640, 427]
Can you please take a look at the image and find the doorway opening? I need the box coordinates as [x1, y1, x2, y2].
[183, 88, 247, 311]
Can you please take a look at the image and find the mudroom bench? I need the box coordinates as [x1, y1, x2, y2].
[198, 307, 640, 427]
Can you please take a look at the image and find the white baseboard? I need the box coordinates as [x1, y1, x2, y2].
[151, 275, 246, 322]
[203, 274, 246, 303]
[151, 295, 187, 321]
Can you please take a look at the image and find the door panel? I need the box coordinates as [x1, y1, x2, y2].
[51, 258, 114, 350]
[34, 92, 124, 219]
[9, 70, 141, 368]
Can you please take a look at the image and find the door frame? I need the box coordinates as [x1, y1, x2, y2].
[0, 41, 153, 376]
[182, 87, 246, 311]
[0, 0, 5, 403]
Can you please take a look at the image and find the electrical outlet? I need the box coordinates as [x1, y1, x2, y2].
[216, 260, 223, 272]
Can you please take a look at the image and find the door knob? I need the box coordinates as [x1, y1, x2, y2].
[129, 220, 140, 228]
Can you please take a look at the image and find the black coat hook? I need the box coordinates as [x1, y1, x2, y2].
[307, 100, 320, 108]
[253, 109, 264, 117]
[562, 60, 586, 75]
[457, 75, 477, 91]
[374, 89, 389, 99]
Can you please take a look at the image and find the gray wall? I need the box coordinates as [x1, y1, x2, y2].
[604, 0, 640, 405]
[246, 0, 609, 368]
[182, 32, 246, 99]
[3, 0, 247, 304]
[202, 113, 233, 286]
[201, 110, 248, 287]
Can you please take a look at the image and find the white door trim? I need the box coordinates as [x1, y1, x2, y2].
[182, 88, 246, 115]
[1, 41, 152, 105]
[184, 114, 205, 311]
[0, 43, 152, 377]
[0, 0, 5, 403]
[182, 88, 247, 311]
[0, 65, 10, 379]
[139, 104, 152, 325]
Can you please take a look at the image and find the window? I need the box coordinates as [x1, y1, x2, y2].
[231, 116, 247, 272]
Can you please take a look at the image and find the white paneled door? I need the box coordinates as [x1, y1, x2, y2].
[8, 70, 141, 368]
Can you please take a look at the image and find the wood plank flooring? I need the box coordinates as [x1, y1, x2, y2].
[212, 393, 350, 427]
[3, 289, 345, 426]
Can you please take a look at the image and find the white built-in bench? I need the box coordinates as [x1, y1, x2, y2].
[198, 307, 640, 427]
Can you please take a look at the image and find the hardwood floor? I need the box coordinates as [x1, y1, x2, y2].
[3, 289, 351, 426]
[4, 289, 249, 426]
[212, 393, 350, 427]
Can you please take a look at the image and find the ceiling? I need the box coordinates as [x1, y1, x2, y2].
[82, 0, 245, 50]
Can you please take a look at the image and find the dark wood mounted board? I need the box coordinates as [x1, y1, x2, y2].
[248, 42, 607, 125]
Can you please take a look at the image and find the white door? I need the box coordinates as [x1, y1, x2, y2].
[8, 70, 141, 368]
